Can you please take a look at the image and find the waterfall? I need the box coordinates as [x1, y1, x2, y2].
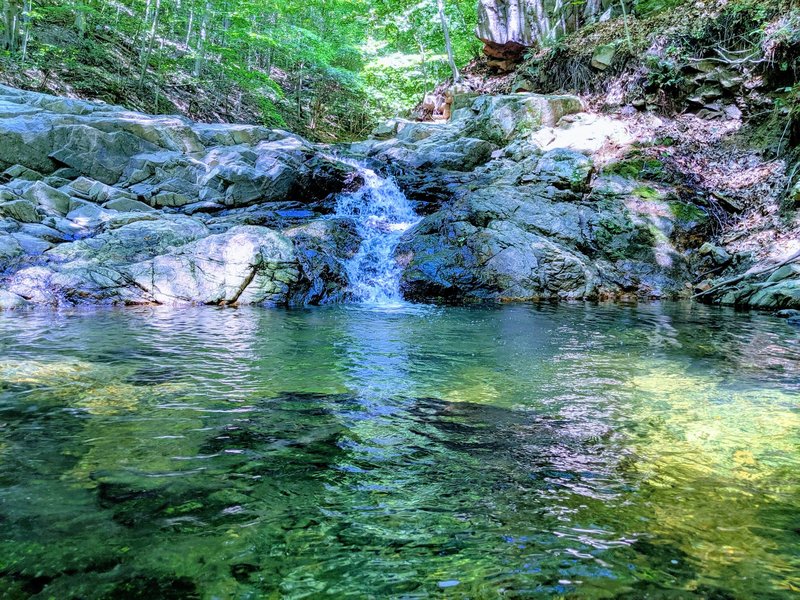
[334, 163, 420, 306]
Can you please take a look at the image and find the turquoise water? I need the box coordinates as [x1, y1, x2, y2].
[0, 302, 798, 598]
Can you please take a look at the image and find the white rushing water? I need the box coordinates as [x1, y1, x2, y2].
[334, 163, 420, 306]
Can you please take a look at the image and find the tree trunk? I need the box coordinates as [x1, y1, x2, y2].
[2, 0, 21, 52]
[185, 7, 194, 46]
[75, 3, 86, 37]
[193, 0, 210, 78]
[19, 0, 29, 63]
[139, 0, 161, 88]
[437, 0, 460, 83]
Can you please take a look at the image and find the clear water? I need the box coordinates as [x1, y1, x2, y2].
[0, 302, 798, 599]
[334, 164, 420, 305]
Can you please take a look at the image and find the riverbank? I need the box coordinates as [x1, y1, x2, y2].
[0, 84, 797, 310]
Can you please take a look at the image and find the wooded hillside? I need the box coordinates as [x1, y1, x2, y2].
[1, 0, 797, 146]
[0, 0, 481, 140]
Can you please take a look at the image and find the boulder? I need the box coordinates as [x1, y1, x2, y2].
[0, 289, 28, 309]
[128, 225, 298, 305]
[103, 197, 155, 213]
[533, 148, 593, 192]
[9, 232, 52, 255]
[49, 124, 160, 184]
[698, 242, 731, 265]
[0, 198, 40, 223]
[0, 234, 24, 264]
[397, 179, 689, 302]
[23, 181, 71, 215]
[47, 216, 209, 265]
[62, 177, 137, 204]
[372, 119, 401, 139]
[1, 164, 43, 182]
[5, 264, 142, 305]
[18, 223, 71, 243]
[461, 94, 584, 144]
[65, 200, 113, 225]
[285, 218, 362, 304]
[591, 43, 617, 71]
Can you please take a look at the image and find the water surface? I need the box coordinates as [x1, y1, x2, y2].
[0, 303, 798, 598]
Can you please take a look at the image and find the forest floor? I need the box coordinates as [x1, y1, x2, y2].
[0, 22, 264, 125]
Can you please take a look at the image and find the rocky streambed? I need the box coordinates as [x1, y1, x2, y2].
[0, 84, 796, 310]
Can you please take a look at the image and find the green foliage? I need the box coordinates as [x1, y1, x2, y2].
[0, 0, 480, 140]
[633, 0, 684, 17]
[257, 97, 286, 128]
[644, 55, 686, 93]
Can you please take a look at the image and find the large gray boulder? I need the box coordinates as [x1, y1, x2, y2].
[0, 85, 367, 308]
[396, 161, 691, 303]
[128, 225, 298, 305]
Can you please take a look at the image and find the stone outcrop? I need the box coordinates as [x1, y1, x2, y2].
[0, 85, 363, 308]
[358, 93, 698, 303]
[0, 84, 796, 310]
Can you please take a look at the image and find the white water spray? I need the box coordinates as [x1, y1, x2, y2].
[334, 163, 420, 306]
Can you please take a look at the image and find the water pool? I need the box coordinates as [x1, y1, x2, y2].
[0, 302, 797, 598]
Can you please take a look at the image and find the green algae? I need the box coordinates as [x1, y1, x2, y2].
[0, 304, 797, 598]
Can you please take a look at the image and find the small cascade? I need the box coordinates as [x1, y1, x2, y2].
[334, 163, 420, 305]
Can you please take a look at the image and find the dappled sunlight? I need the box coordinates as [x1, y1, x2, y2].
[0, 304, 798, 596]
[625, 363, 800, 593]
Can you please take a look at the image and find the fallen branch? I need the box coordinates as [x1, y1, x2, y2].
[693, 249, 800, 298]
[687, 49, 763, 67]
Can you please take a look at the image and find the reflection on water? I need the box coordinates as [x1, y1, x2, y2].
[0, 303, 798, 598]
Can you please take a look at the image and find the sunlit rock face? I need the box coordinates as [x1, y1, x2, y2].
[0, 85, 369, 308]
[356, 94, 698, 304]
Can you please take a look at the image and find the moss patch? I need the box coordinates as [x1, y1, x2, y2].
[633, 185, 662, 200]
[604, 155, 666, 180]
[669, 201, 708, 224]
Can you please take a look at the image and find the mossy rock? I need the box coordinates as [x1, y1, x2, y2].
[593, 204, 658, 262]
[603, 156, 666, 180]
[669, 201, 708, 224]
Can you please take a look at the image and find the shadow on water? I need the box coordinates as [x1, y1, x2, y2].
[0, 302, 797, 598]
